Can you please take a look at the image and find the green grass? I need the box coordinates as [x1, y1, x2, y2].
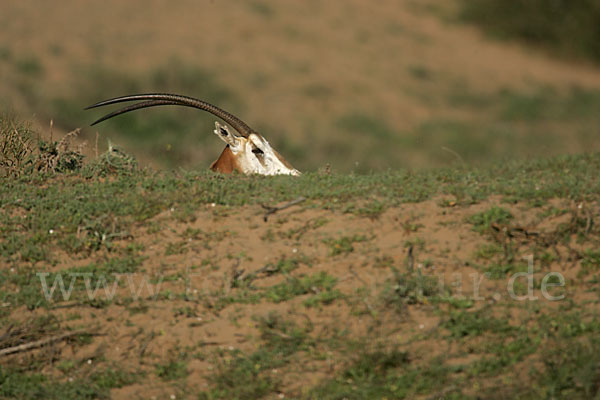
[195, 257, 336, 310]
[265, 255, 312, 273]
[201, 313, 312, 399]
[581, 250, 600, 276]
[443, 309, 513, 338]
[381, 267, 442, 310]
[1, 253, 143, 310]
[468, 206, 514, 233]
[474, 243, 503, 260]
[0, 362, 139, 400]
[0, 367, 103, 400]
[483, 262, 528, 280]
[324, 234, 369, 256]
[306, 348, 460, 399]
[535, 337, 600, 399]
[233, 255, 310, 282]
[155, 360, 188, 381]
[264, 271, 341, 306]
[2, 147, 599, 267]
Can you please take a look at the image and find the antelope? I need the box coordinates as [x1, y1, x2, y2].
[86, 93, 300, 176]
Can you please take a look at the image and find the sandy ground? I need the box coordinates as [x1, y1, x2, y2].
[5, 195, 596, 398]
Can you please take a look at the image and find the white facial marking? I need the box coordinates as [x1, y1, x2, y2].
[213, 122, 300, 176]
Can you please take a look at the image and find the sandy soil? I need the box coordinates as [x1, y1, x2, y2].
[5, 195, 595, 398]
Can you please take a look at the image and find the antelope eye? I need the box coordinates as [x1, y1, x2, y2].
[252, 147, 264, 155]
[219, 127, 228, 136]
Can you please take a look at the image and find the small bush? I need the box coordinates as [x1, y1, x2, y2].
[83, 140, 137, 177]
[381, 267, 440, 311]
[0, 113, 35, 176]
[0, 112, 85, 176]
[34, 129, 84, 174]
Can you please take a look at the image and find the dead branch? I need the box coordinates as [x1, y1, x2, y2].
[261, 196, 306, 222]
[0, 328, 93, 357]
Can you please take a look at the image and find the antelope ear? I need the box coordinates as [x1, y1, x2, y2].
[213, 122, 239, 147]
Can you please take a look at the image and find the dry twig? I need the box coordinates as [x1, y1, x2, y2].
[0, 328, 93, 357]
[261, 196, 306, 222]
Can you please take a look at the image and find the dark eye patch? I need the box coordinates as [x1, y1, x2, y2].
[252, 147, 264, 155]
[219, 127, 228, 136]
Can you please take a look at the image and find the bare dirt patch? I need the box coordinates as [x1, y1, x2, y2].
[4, 194, 597, 398]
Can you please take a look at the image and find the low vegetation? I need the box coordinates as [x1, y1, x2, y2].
[460, 0, 600, 64]
[1, 111, 599, 399]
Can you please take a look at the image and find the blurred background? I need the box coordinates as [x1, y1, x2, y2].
[2, 0, 600, 173]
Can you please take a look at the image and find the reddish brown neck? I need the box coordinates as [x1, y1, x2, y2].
[210, 145, 243, 174]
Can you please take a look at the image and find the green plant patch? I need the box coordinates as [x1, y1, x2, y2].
[469, 206, 513, 233]
[324, 234, 369, 256]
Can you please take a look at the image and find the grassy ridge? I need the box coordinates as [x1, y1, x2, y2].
[460, 0, 600, 64]
[2, 149, 600, 266]
[2, 115, 600, 398]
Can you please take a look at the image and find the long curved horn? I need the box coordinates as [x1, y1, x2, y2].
[86, 93, 253, 138]
[88, 100, 177, 126]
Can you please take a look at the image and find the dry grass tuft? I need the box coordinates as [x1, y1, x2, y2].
[0, 114, 85, 176]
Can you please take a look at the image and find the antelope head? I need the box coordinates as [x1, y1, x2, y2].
[86, 93, 300, 176]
